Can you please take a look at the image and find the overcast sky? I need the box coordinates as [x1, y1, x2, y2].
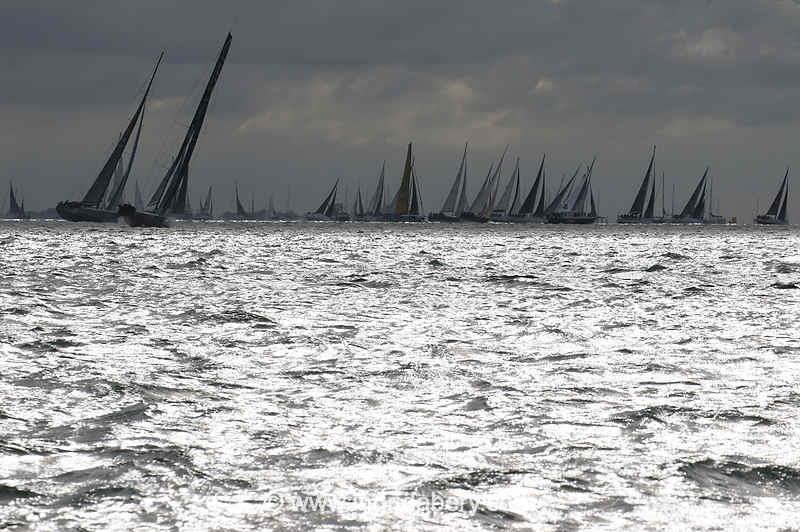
[2, 0, 800, 220]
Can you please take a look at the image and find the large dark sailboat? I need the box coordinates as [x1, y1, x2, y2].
[306, 180, 346, 221]
[618, 146, 657, 224]
[119, 33, 232, 227]
[672, 168, 708, 223]
[57, 53, 162, 223]
[430, 143, 468, 222]
[755, 168, 789, 225]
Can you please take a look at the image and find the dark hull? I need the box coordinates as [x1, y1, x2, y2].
[546, 213, 598, 224]
[459, 213, 490, 223]
[755, 215, 787, 225]
[56, 201, 118, 223]
[118, 204, 167, 227]
[429, 212, 461, 222]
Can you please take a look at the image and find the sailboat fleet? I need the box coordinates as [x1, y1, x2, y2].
[0, 32, 791, 227]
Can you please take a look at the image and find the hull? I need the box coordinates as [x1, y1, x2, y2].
[429, 212, 461, 222]
[508, 215, 546, 224]
[755, 215, 788, 225]
[382, 214, 427, 222]
[56, 201, 119, 223]
[546, 213, 598, 224]
[305, 213, 333, 221]
[617, 216, 669, 224]
[459, 213, 490, 223]
[118, 204, 167, 227]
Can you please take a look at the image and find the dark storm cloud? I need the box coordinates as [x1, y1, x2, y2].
[2, 0, 800, 219]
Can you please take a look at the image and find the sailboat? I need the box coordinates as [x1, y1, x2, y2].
[511, 154, 546, 223]
[364, 162, 386, 221]
[195, 186, 214, 220]
[618, 146, 659, 223]
[386, 143, 426, 221]
[461, 146, 508, 222]
[430, 143, 468, 222]
[490, 157, 521, 221]
[58, 53, 162, 223]
[306, 180, 345, 221]
[4, 182, 28, 219]
[233, 184, 248, 219]
[267, 194, 278, 220]
[672, 168, 708, 224]
[119, 33, 232, 227]
[547, 158, 599, 224]
[755, 168, 789, 225]
[352, 186, 366, 220]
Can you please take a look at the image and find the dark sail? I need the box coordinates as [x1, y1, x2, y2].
[83, 52, 163, 207]
[625, 146, 655, 217]
[691, 183, 707, 220]
[235, 185, 247, 216]
[8, 182, 21, 214]
[355, 187, 365, 217]
[533, 168, 547, 217]
[440, 143, 467, 214]
[315, 181, 338, 215]
[409, 165, 420, 215]
[545, 165, 581, 214]
[778, 181, 788, 222]
[106, 109, 145, 210]
[368, 162, 385, 216]
[518, 154, 545, 215]
[679, 168, 708, 218]
[324, 184, 338, 218]
[150, 33, 232, 216]
[643, 171, 656, 219]
[392, 143, 414, 215]
[766, 168, 789, 216]
[571, 158, 596, 214]
[589, 187, 597, 217]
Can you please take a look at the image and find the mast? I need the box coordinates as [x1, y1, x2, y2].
[545, 165, 581, 214]
[150, 34, 232, 215]
[481, 147, 508, 217]
[661, 172, 665, 218]
[83, 52, 163, 208]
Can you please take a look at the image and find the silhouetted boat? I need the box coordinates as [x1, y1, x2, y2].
[307, 180, 349, 220]
[547, 158, 599, 224]
[490, 157, 521, 221]
[755, 168, 789, 225]
[461, 146, 507, 222]
[510, 154, 546, 223]
[58, 53, 162, 223]
[119, 33, 231, 227]
[671, 168, 708, 224]
[430, 143, 468, 222]
[195, 186, 214, 220]
[618, 146, 657, 224]
[362, 162, 386, 221]
[352, 186, 365, 220]
[385, 143, 426, 221]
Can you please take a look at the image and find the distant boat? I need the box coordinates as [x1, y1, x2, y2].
[4, 181, 28, 219]
[490, 156, 521, 221]
[618, 146, 661, 224]
[546, 158, 599, 224]
[672, 168, 709, 224]
[267, 194, 278, 220]
[307, 179, 349, 221]
[352, 186, 365, 220]
[57, 52, 162, 223]
[511, 154, 547, 223]
[234, 184, 249, 219]
[385, 143, 426, 221]
[119, 33, 232, 227]
[755, 168, 789, 225]
[195, 186, 214, 220]
[430, 143, 468, 222]
[461, 146, 508, 222]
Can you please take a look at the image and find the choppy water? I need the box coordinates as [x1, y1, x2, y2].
[1, 221, 799, 530]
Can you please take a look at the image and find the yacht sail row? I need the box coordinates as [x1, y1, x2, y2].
[3, 182, 28, 219]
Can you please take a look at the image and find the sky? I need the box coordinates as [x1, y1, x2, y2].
[1, 0, 800, 220]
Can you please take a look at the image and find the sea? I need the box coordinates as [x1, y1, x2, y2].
[1, 220, 799, 531]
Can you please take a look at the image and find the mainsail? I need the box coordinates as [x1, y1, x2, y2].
[353, 187, 365, 218]
[392, 143, 414, 215]
[106, 108, 145, 210]
[643, 171, 656, 219]
[624, 146, 655, 218]
[518, 154, 545, 215]
[778, 181, 788, 222]
[679, 168, 709, 218]
[545, 165, 581, 214]
[235, 185, 248, 216]
[146, 33, 232, 216]
[533, 167, 547, 217]
[467, 163, 494, 215]
[7, 182, 22, 216]
[454, 152, 470, 216]
[314, 180, 339, 216]
[439, 143, 468, 215]
[766, 168, 789, 216]
[367, 162, 385, 216]
[494, 157, 520, 216]
[83, 52, 163, 208]
[570, 158, 596, 214]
